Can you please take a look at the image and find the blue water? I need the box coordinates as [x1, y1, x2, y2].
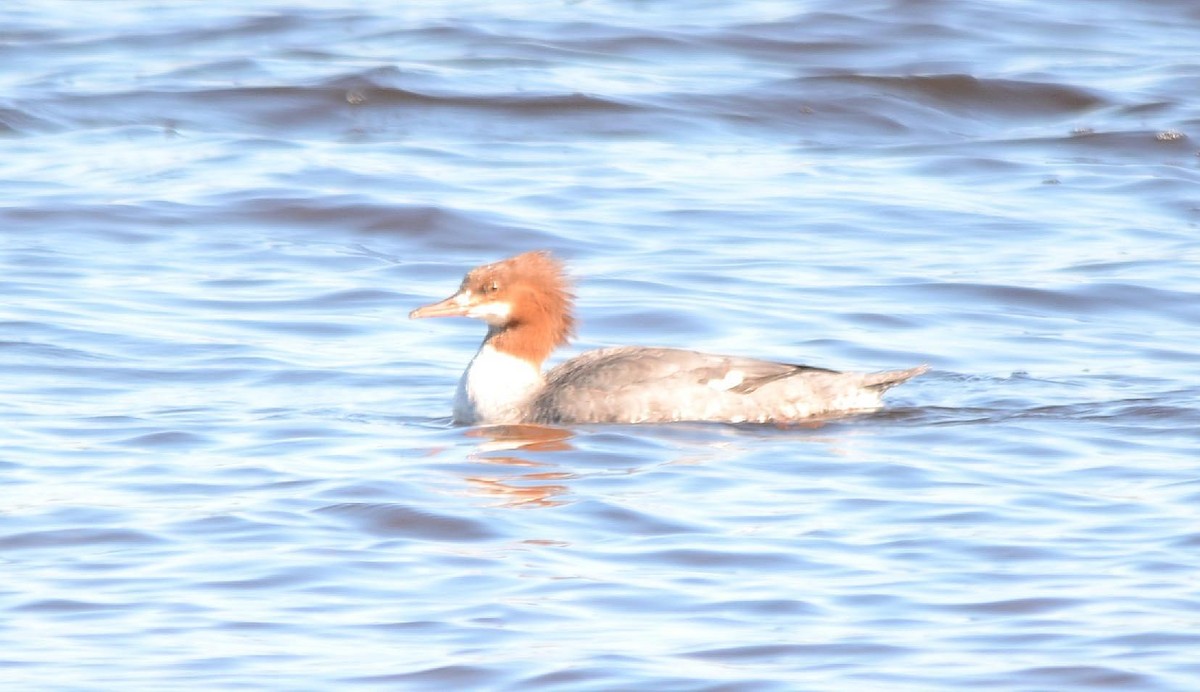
[3, 1, 1200, 689]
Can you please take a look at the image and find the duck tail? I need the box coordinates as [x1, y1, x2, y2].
[865, 365, 929, 392]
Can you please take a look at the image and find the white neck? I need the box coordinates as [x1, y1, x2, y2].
[453, 343, 545, 425]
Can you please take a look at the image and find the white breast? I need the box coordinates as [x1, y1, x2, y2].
[453, 344, 544, 425]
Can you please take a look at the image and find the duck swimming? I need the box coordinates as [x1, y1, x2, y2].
[410, 251, 926, 425]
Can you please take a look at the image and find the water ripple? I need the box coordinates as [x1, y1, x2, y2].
[2, 1, 1198, 689]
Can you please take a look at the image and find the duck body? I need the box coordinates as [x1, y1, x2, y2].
[411, 251, 926, 426]
[532, 346, 924, 425]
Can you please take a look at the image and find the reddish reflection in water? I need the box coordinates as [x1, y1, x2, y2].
[461, 424, 577, 507]
[465, 423, 574, 452]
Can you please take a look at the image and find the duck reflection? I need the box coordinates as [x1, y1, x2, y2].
[462, 424, 576, 508]
[465, 424, 573, 453]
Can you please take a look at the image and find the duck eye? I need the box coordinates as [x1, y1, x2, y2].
[486, 281, 499, 294]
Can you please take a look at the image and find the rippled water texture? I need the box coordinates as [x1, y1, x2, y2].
[3, 1, 1200, 689]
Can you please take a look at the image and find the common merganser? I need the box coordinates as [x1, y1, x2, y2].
[410, 251, 926, 425]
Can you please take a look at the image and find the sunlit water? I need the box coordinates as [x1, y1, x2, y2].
[3, 1, 1200, 689]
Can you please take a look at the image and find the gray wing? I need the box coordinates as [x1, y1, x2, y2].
[532, 346, 841, 423]
[549, 346, 835, 390]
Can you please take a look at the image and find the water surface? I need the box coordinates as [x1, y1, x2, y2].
[3, 1, 1200, 689]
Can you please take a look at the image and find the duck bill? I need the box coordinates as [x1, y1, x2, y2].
[409, 290, 471, 319]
